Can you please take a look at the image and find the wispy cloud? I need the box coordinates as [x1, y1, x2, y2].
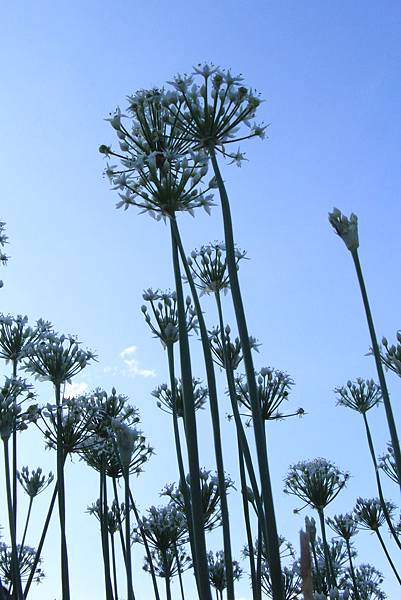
[119, 345, 156, 378]
[64, 381, 89, 397]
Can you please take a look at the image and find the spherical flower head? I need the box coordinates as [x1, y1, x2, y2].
[284, 458, 349, 511]
[354, 497, 395, 531]
[326, 513, 358, 540]
[334, 378, 382, 413]
[141, 289, 198, 348]
[166, 63, 266, 158]
[17, 466, 54, 498]
[187, 242, 246, 295]
[152, 377, 207, 418]
[23, 332, 96, 386]
[328, 208, 359, 252]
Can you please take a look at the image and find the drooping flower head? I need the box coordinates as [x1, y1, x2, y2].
[328, 208, 359, 253]
[284, 458, 349, 511]
[166, 63, 266, 159]
[141, 289, 198, 348]
[187, 242, 246, 295]
[152, 377, 208, 418]
[334, 378, 382, 414]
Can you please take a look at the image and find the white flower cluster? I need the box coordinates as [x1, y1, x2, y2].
[0, 314, 52, 365]
[334, 378, 382, 414]
[111, 418, 143, 470]
[17, 466, 54, 498]
[380, 331, 401, 378]
[152, 377, 208, 418]
[207, 550, 242, 592]
[328, 208, 359, 252]
[141, 289, 198, 348]
[209, 324, 260, 371]
[187, 242, 246, 295]
[0, 377, 36, 441]
[353, 497, 395, 531]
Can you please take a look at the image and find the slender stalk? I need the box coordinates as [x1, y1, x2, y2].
[123, 469, 135, 600]
[110, 533, 119, 600]
[375, 528, 401, 585]
[170, 218, 212, 600]
[362, 413, 401, 550]
[352, 250, 401, 491]
[317, 509, 335, 590]
[256, 523, 263, 600]
[174, 542, 186, 600]
[163, 554, 172, 600]
[19, 497, 33, 556]
[210, 147, 284, 600]
[3, 439, 23, 600]
[55, 383, 70, 600]
[12, 359, 18, 536]
[111, 478, 126, 565]
[171, 219, 235, 599]
[100, 469, 114, 600]
[24, 479, 59, 598]
[345, 539, 360, 600]
[309, 538, 322, 595]
[238, 444, 259, 600]
[166, 344, 198, 580]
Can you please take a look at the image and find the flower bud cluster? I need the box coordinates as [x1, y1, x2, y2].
[380, 332, 401, 378]
[209, 325, 259, 371]
[354, 497, 395, 531]
[328, 208, 359, 252]
[0, 377, 36, 441]
[152, 377, 207, 418]
[17, 466, 54, 498]
[187, 242, 246, 295]
[378, 442, 399, 485]
[334, 378, 382, 413]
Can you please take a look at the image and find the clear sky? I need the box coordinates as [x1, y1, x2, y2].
[1, 1, 401, 598]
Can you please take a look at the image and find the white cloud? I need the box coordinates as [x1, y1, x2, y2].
[64, 382, 88, 397]
[119, 345, 156, 378]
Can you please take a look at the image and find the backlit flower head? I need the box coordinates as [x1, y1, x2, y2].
[378, 442, 399, 485]
[235, 367, 301, 423]
[207, 550, 242, 593]
[350, 564, 386, 600]
[0, 221, 9, 286]
[23, 332, 96, 386]
[17, 466, 54, 498]
[354, 497, 395, 531]
[328, 208, 359, 252]
[334, 378, 382, 414]
[326, 513, 358, 541]
[166, 63, 266, 158]
[141, 289, 198, 348]
[284, 458, 349, 511]
[379, 332, 401, 378]
[209, 324, 260, 371]
[0, 377, 36, 441]
[136, 504, 187, 551]
[152, 377, 207, 418]
[87, 498, 126, 535]
[187, 242, 246, 295]
[143, 545, 191, 579]
[261, 560, 302, 600]
[0, 543, 44, 585]
[0, 314, 52, 366]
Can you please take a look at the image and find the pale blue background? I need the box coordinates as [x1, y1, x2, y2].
[1, 1, 400, 598]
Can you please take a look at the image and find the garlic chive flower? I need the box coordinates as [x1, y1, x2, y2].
[141, 289, 198, 348]
[207, 550, 242, 594]
[87, 499, 126, 535]
[379, 332, 401, 378]
[334, 378, 382, 414]
[86, 387, 140, 436]
[187, 242, 246, 295]
[0, 377, 36, 441]
[17, 467, 54, 498]
[284, 459, 349, 511]
[315, 539, 351, 580]
[350, 564, 385, 600]
[328, 208, 359, 253]
[354, 497, 395, 531]
[102, 89, 215, 219]
[0, 221, 9, 287]
[326, 514, 358, 541]
[23, 333, 96, 386]
[379, 443, 399, 485]
[36, 395, 99, 455]
[135, 504, 187, 551]
[235, 367, 302, 423]
[243, 535, 295, 563]
[209, 325, 260, 371]
[0, 543, 44, 585]
[0, 314, 51, 367]
[165, 63, 266, 157]
[162, 468, 234, 533]
[152, 378, 208, 417]
[111, 418, 143, 470]
[260, 560, 302, 600]
[143, 546, 191, 580]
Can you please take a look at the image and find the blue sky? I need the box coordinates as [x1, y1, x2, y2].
[1, 1, 401, 598]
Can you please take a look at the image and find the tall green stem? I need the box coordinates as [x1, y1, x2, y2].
[55, 383, 70, 600]
[238, 444, 259, 600]
[100, 468, 114, 600]
[170, 218, 212, 600]
[210, 147, 284, 600]
[362, 413, 401, 549]
[352, 250, 401, 492]
[19, 497, 33, 556]
[345, 539, 360, 600]
[12, 359, 18, 536]
[110, 533, 119, 600]
[375, 528, 401, 585]
[3, 439, 23, 600]
[317, 508, 335, 590]
[123, 469, 135, 600]
[171, 219, 235, 599]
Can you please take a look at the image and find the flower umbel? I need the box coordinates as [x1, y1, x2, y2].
[334, 378, 382, 414]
